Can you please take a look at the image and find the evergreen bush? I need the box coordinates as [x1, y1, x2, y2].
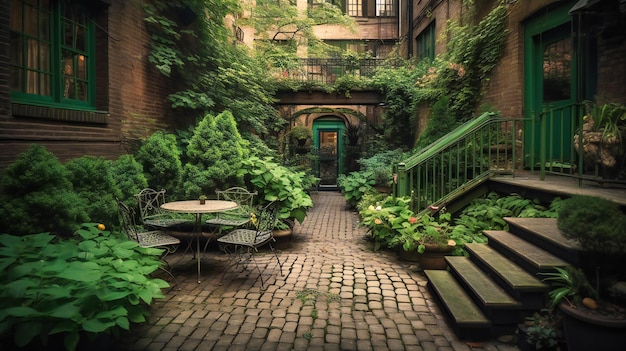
[65, 156, 122, 227]
[112, 154, 148, 208]
[135, 131, 182, 195]
[183, 111, 249, 197]
[557, 195, 626, 254]
[0, 144, 87, 236]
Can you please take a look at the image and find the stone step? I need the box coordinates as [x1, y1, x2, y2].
[465, 243, 548, 310]
[424, 269, 492, 341]
[504, 217, 581, 265]
[483, 230, 570, 275]
[446, 256, 522, 326]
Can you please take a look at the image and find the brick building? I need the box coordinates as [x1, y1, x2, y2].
[0, 0, 175, 171]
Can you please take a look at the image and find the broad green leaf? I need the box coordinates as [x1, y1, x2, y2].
[56, 262, 102, 282]
[15, 321, 42, 347]
[82, 318, 114, 333]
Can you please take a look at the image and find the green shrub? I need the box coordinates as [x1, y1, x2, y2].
[557, 195, 626, 254]
[112, 154, 148, 208]
[240, 156, 314, 226]
[183, 111, 249, 197]
[357, 149, 406, 186]
[337, 171, 376, 208]
[0, 224, 169, 350]
[0, 144, 88, 236]
[66, 156, 122, 227]
[135, 131, 182, 195]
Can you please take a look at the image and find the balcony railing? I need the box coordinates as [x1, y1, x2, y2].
[272, 58, 395, 85]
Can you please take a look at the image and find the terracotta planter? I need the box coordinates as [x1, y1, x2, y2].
[559, 302, 626, 351]
[399, 244, 454, 269]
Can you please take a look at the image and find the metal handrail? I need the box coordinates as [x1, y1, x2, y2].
[394, 112, 523, 212]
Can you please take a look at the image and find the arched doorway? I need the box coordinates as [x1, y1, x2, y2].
[312, 117, 346, 189]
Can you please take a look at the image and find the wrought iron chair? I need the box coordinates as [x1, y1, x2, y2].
[203, 187, 257, 252]
[117, 199, 181, 290]
[217, 202, 283, 289]
[205, 187, 257, 227]
[135, 188, 191, 229]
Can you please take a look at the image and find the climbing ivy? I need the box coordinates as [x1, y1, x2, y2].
[371, 1, 509, 149]
[143, 0, 284, 136]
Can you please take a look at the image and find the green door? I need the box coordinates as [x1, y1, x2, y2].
[312, 118, 345, 186]
[523, 3, 578, 167]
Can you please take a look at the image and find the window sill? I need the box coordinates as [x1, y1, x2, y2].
[11, 103, 109, 124]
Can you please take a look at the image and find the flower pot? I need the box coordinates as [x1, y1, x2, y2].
[199, 199, 206, 205]
[397, 249, 421, 262]
[418, 244, 454, 270]
[559, 302, 626, 351]
[272, 228, 293, 250]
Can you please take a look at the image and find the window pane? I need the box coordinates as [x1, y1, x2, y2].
[10, 0, 52, 95]
[347, 0, 362, 16]
[542, 38, 571, 103]
[376, 0, 394, 16]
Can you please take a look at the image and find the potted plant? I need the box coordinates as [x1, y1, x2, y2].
[393, 211, 456, 269]
[287, 125, 312, 147]
[573, 101, 626, 177]
[542, 195, 626, 351]
[199, 195, 207, 205]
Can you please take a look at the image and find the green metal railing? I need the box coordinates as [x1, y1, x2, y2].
[394, 103, 625, 213]
[394, 112, 523, 212]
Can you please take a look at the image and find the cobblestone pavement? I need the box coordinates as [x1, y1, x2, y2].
[120, 192, 520, 351]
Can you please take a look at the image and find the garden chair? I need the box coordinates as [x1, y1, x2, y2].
[117, 199, 181, 290]
[217, 202, 283, 289]
[135, 188, 191, 230]
[203, 187, 257, 252]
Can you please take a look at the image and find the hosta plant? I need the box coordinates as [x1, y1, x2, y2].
[0, 224, 169, 350]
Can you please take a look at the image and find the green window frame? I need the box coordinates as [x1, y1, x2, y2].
[415, 21, 435, 61]
[10, 0, 96, 110]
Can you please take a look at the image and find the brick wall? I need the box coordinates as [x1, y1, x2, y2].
[0, 0, 174, 172]
[597, 34, 626, 103]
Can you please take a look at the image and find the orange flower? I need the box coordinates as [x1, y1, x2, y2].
[97, 223, 106, 231]
[408, 217, 417, 224]
[374, 218, 382, 225]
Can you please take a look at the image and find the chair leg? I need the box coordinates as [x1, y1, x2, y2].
[158, 264, 180, 291]
[160, 248, 180, 291]
[269, 242, 284, 276]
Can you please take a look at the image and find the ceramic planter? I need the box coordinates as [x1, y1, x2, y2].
[559, 302, 626, 351]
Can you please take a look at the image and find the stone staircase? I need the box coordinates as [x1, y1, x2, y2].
[424, 217, 581, 341]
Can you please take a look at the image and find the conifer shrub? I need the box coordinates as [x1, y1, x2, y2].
[65, 156, 122, 227]
[112, 154, 149, 208]
[135, 131, 182, 195]
[0, 144, 88, 236]
[557, 195, 626, 255]
[182, 111, 249, 197]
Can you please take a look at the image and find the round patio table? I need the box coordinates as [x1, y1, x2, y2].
[161, 200, 238, 283]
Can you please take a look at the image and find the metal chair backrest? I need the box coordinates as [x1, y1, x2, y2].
[252, 202, 279, 243]
[216, 187, 257, 217]
[117, 200, 140, 243]
[135, 188, 168, 222]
